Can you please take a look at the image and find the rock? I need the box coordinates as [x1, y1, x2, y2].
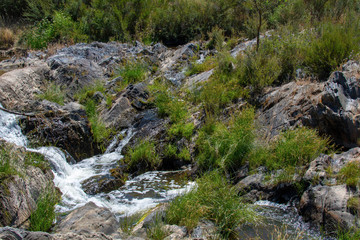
[0, 143, 56, 228]
[81, 174, 125, 195]
[55, 202, 118, 235]
[299, 184, 355, 232]
[236, 169, 306, 203]
[332, 147, 360, 174]
[0, 227, 53, 240]
[303, 154, 331, 182]
[0, 62, 49, 111]
[184, 69, 214, 89]
[53, 232, 114, 240]
[191, 220, 218, 239]
[20, 107, 100, 162]
[258, 61, 360, 148]
[163, 225, 187, 240]
[46, 42, 128, 95]
[101, 83, 149, 130]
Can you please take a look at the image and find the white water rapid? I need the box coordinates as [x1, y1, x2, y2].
[0, 105, 193, 217]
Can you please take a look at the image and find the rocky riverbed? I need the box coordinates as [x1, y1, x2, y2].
[0, 37, 359, 239]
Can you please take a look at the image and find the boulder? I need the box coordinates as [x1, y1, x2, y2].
[0, 144, 56, 228]
[258, 61, 360, 148]
[20, 104, 99, 162]
[0, 227, 53, 240]
[46, 42, 128, 95]
[81, 174, 125, 195]
[299, 185, 355, 232]
[55, 202, 118, 235]
[0, 62, 49, 111]
[303, 154, 332, 183]
[101, 83, 149, 130]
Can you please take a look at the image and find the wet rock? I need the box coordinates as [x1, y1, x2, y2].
[81, 174, 125, 195]
[258, 61, 360, 148]
[236, 169, 305, 203]
[299, 184, 355, 232]
[0, 143, 56, 228]
[20, 106, 99, 162]
[0, 62, 49, 111]
[0, 227, 53, 240]
[55, 202, 118, 235]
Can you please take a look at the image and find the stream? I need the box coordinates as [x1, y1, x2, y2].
[0, 105, 329, 239]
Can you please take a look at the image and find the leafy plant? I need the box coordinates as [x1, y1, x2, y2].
[0, 145, 18, 179]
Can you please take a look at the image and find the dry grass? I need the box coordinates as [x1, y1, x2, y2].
[0, 28, 15, 48]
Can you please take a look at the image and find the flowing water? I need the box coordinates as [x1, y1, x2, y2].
[0, 105, 193, 218]
[0, 105, 331, 238]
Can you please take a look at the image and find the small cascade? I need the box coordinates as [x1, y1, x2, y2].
[0, 105, 193, 218]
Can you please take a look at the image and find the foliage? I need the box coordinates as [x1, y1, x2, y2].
[337, 228, 360, 240]
[147, 215, 169, 240]
[74, 81, 112, 147]
[0, 28, 15, 48]
[24, 152, 50, 173]
[126, 141, 161, 172]
[196, 108, 255, 175]
[337, 161, 360, 188]
[37, 81, 67, 105]
[166, 171, 258, 238]
[249, 127, 331, 171]
[304, 22, 360, 80]
[116, 61, 147, 90]
[29, 187, 60, 232]
[0, 145, 18, 179]
[186, 56, 216, 77]
[119, 212, 144, 234]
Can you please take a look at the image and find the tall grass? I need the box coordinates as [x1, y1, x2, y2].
[166, 171, 258, 239]
[126, 141, 161, 173]
[196, 108, 255, 176]
[37, 81, 67, 105]
[0, 146, 18, 178]
[249, 127, 331, 171]
[29, 187, 60, 232]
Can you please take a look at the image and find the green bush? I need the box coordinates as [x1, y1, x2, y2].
[24, 152, 50, 173]
[196, 108, 255, 175]
[25, 18, 55, 49]
[37, 81, 66, 105]
[166, 171, 258, 238]
[168, 122, 194, 140]
[126, 141, 161, 172]
[304, 22, 360, 80]
[29, 187, 60, 232]
[185, 56, 216, 77]
[338, 161, 360, 188]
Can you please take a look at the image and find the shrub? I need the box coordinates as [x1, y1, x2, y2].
[196, 108, 255, 175]
[338, 161, 360, 188]
[126, 141, 161, 172]
[168, 122, 194, 140]
[29, 187, 60, 232]
[25, 18, 55, 49]
[166, 171, 258, 238]
[37, 81, 66, 105]
[304, 22, 360, 80]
